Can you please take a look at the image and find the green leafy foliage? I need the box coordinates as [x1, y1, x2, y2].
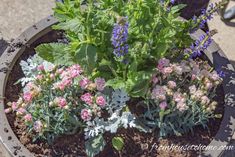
[35, 43, 73, 66]
[35, 0, 194, 98]
[112, 137, 124, 151]
[75, 44, 97, 73]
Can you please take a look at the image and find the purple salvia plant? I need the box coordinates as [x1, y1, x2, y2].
[191, 2, 226, 31]
[111, 17, 129, 58]
[198, 4, 215, 29]
[189, 31, 213, 58]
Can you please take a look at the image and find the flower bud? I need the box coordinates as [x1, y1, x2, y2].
[7, 102, 12, 107]
[4, 108, 12, 113]
[64, 105, 69, 110]
[210, 101, 218, 107]
[49, 102, 54, 107]
[21, 103, 27, 108]
[215, 81, 220, 85]
[87, 83, 97, 91]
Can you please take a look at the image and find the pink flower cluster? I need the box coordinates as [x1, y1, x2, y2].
[81, 109, 92, 121]
[151, 58, 222, 113]
[23, 92, 33, 102]
[80, 93, 107, 121]
[151, 85, 166, 101]
[95, 78, 106, 91]
[5, 63, 109, 137]
[54, 65, 82, 90]
[22, 82, 41, 103]
[173, 92, 188, 112]
[52, 65, 106, 92]
[54, 97, 68, 109]
[79, 77, 90, 89]
[81, 93, 93, 105]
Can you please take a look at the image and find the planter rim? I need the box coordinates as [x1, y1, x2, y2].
[0, 16, 234, 157]
[191, 30, 235, 157]
[0, 15, 58, 157]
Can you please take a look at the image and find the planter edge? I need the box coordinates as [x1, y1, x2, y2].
[191, 30, 235, 157]
[0, 16, 58, 157]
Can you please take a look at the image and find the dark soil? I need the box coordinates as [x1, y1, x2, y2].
[3, 29, 225, 157]
[176, 0, 210, 20]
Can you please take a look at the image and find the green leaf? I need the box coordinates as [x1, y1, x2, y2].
[52, 18, 83, 34]
[170, 4, 187, 14]
[127, 71, 152, 97]
[105, 78, 125, 89]
[129, 58, 137, 72]
[35, 43, 73, 66]
[99, 59, 111, 67]
[85, 135, 106, 157]
[155, 43, 169, 58]
[75, 44, 98, 74]
[112, 137, 124, 151]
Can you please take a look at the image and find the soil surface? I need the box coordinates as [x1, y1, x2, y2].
[4, 31, 225, 157]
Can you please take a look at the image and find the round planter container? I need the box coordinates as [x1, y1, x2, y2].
[0, 16, 235, 157]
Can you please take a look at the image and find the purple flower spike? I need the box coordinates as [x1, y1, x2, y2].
[111, 17, 129, 58]
[198, 3, 217, 29]
[190, 32, 212, 58]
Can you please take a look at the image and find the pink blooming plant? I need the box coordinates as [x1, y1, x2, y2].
[6, 62, 120, 141]
[81, 93, 93, 105]
[54, 97, 67, 108]
[151, 85, 166, 100]
[159, 101, 167, 110]
[23, 92, 33, 102]
[24, 114, 32, 122]
[81, 109, 92, 121]
[79, 77, 90, 89]
[150, 58, 222, 118]
[167, 81, 176, 89]
[16, 108, 26, 115]
[36, 74, 43, 80]
[96, 96, 106, 107]
[11, 102, 18, 111]
[95, 78, 106, 91]
[37, 64, 44, 71]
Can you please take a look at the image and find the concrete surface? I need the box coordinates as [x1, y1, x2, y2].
[0, 0, 235, 156]
[0, 0, 55, 40]
[208, 0, 235, 66]
[0, 0, 55, 156]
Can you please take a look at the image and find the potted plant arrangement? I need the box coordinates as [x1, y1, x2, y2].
[1, 0, 235, 157]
